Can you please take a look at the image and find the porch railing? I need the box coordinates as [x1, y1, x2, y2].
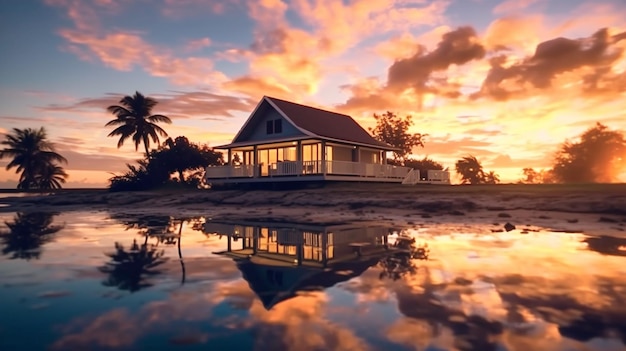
[205, 160, 411, 180]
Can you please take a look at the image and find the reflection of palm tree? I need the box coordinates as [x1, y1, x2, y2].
[0, 212, 62, 260]
[106, 91, 172, 156]
[378, 236, 429, 281]
[0, 127, 68, 190]
[99, 240, 167, 293]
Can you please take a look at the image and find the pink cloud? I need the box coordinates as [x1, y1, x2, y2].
[492, 0, 541, 15]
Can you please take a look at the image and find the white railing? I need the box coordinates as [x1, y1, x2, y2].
[402, 169, 421, 185]
[205, 161, 412, 180]
[427, 170, 451, 183]
[205, 164, 255, 179]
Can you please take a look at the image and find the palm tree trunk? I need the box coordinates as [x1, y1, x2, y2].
[178, 169, 185, 183]
[144, 143, 150, 159]
[177, 220, 186, 286]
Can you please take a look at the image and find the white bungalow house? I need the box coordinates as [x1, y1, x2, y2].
[205, 96, 413, 184]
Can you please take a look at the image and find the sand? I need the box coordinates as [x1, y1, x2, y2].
[1, 183, 625, 237]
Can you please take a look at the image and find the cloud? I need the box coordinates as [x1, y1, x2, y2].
[339, 26, 485, 113]
[387, 26, 486, 93]
[47, 0, 228, 88]
[492, 0, 541, 15]
[161, 0, 234, 18]
[484, 16, 544, 52]
[474, 28, 626, 101]
[223, 76, 292, 99]
[40, 91, 255, 119]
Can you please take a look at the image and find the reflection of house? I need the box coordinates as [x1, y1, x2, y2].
[204, 221, 390, 309]
[204, 96, 417, 184]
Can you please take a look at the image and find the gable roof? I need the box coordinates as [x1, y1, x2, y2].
[221, 96, 396, 150]
[236, 257, 380, 310]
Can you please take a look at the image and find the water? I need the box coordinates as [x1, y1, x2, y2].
[1, 211, 625, 351]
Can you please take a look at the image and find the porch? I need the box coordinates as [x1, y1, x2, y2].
[205, 160, 411, 183]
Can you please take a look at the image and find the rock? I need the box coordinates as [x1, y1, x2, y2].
[504, 222, 516, 232]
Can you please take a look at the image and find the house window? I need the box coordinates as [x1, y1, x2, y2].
[266, 120, 273, 134]
[266, 119, 282, 135]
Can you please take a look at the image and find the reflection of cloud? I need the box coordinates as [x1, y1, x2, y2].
[52, 309, 137, 350]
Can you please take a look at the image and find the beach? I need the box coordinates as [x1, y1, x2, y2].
[1, 183, 625, 237]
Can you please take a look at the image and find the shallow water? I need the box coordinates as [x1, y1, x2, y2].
[1, 211, 625, 351]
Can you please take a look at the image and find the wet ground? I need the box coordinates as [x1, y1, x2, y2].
[0, 210, 625, 351]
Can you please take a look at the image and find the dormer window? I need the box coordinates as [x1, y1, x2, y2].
[266, 119, 282, 134]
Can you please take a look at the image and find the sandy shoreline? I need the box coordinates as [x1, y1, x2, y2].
[1, 183, 626, 237]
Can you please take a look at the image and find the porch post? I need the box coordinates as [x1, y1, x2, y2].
[253, 227, 258, 254]
[296, 241, 303, 266]
[253, 145, 258, 177]
[227, 149, 232, 164]
[297, 140, 302, 175]
[355, 146, 361, 162]
[382, 151, 387, 164]
[321, 232, 328, 266]
[227, 234, 232, 252]
[321, 140, 326, 174]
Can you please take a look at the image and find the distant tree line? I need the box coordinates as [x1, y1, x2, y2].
[1, 93, 623, 191]
[369, 112, 625, 185]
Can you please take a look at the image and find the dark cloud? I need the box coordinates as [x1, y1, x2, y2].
[338, 27, 486, 113]
[250, 28, 288, 54]
[475, 28, 626, 100]
[387, 26, 486, 93]
[39, 91, 255, 119]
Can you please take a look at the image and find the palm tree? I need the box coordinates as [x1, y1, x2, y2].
[0, 212, 63, 260]
[106, 91, 172, 156]
[455, 155, 485, 184]
[0, 127, 68, 190]
[483, 171, 500, 184]
[33, 163, 68, 189]
[98, 239, 167, 293]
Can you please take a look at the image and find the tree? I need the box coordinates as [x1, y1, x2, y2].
[483, 171, 500, 184]
[33, 163, 68, 189]
[98, 240, 167, 293]
[404, 157, 444, 180]
[369, 111, 426, 163]
[150, 136, 223, 183]
[551, 123, 626, 183]
[106, 91, 172, 156]
[0, 127, 68, 190]
[455, 155, 485, 184]
[0, 212, 63, 260]
[108, 136, 223, 191]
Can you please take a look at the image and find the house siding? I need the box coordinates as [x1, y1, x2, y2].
[238, 107, 306, 143]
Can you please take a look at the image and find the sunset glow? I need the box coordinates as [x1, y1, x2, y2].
[1, 0, 625, 187]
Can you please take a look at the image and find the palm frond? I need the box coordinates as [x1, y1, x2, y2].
[147, 114, 172, 124]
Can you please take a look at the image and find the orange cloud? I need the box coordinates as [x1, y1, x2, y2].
[483, 15, 544, 53]
[492, 0, 541, 15]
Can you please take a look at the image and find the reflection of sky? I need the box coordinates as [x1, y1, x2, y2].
[0, 212, 625, 350]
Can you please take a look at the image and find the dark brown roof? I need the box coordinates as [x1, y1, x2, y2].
[266, 96, 394, 149]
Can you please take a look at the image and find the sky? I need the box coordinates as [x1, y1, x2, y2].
[0, 0, 625, 188]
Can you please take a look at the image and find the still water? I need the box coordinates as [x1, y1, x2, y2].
[0, 211, 625, 351]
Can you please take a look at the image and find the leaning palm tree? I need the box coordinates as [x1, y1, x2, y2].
[455, 155, 485, 184]
[0, 127, 67, 190]
[106, 91, 172, 156]
[33, 163, 68, 189]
